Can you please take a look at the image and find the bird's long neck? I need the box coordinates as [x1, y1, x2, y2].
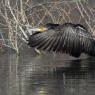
[46, 23, 60, 29]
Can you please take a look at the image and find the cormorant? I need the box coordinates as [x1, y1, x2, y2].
[27, 23, 95, 57]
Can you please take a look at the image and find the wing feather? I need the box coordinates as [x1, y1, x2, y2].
[28, 25, 94, 57]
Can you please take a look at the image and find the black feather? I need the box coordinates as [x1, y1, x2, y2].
[28, 23, 95, 57]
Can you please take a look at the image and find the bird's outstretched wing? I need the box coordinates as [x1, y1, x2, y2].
[28, 25, 95, 57]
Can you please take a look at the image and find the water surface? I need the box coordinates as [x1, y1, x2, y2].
[0, 52, 95, 95]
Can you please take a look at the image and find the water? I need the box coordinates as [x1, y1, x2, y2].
[0, 52, 95, 95]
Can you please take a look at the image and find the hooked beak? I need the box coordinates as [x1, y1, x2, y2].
[30, 27, 47, 32]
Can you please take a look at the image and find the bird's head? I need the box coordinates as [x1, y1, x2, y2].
[30, 23, 59, 33]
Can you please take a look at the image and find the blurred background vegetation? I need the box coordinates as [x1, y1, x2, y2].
[0, 0, 95, 53]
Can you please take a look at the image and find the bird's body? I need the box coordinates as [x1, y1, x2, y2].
[28, 23, 95, 57]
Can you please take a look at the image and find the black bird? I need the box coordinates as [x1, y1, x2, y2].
[28, 23, 95, 57]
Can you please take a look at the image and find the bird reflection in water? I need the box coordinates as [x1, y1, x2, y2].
[24, 57, 95, 95]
